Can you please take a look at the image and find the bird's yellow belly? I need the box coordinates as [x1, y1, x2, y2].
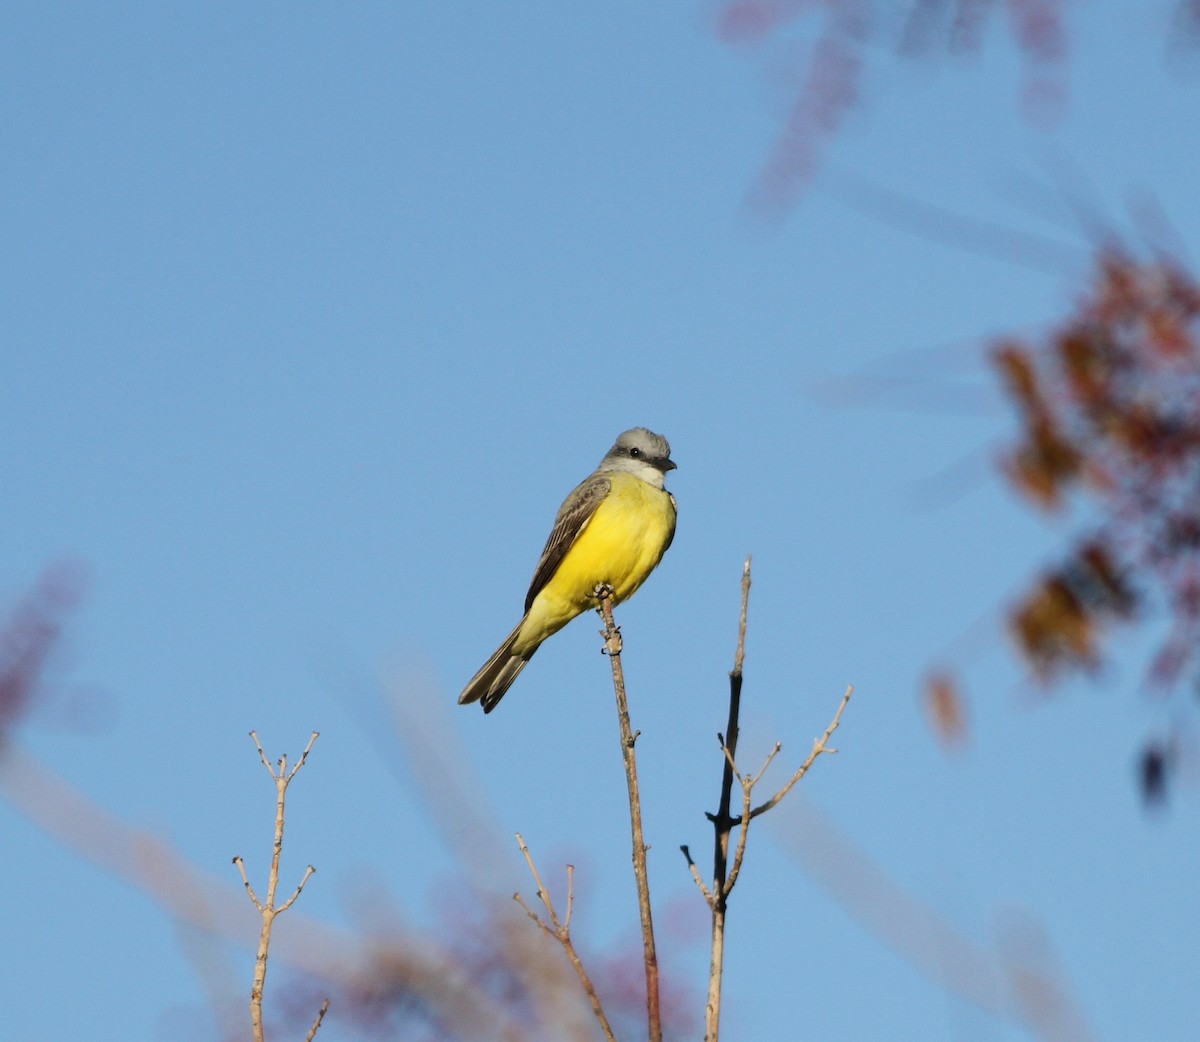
[517, 474, 675, 652]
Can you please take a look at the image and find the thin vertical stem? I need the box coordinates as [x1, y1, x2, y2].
[598, 592, 662, 1042]
[236, 731, 321, 1042]
[706, 557, 751, 1042]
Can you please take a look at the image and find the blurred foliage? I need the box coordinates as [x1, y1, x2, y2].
[995, 249, 1200, 690]
[928, 248, 1200, 801]
[718, 0, 1072, 210]
[275, 885, 699, 1042]
[720, 0, 1200, 212]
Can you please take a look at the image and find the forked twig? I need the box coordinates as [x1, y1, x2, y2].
[744, 686, 852, 823]
[232, 731, 328, 1042]
[722, 741, 781, 897]
[683, 558, 854, 1042]
[513, 833, 616, 1042]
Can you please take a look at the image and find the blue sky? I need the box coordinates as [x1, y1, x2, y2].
[2, 3, 1198, 1040]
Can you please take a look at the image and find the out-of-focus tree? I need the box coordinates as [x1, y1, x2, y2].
[930, 248, 1200, 801]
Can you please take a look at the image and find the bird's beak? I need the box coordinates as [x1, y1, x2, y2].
[663, 459, 677, 472]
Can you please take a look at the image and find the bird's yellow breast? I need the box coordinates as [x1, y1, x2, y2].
[517, 472, 676, 651]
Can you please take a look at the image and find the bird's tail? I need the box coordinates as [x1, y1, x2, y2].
[458, 618, 537, 713]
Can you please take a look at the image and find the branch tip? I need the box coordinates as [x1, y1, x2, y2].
[304, 999, 331, 1042]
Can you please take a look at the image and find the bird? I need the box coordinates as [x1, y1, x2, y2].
[458, 427, 677, 712]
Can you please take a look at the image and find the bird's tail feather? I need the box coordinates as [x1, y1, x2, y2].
[458, 618, 536, 713]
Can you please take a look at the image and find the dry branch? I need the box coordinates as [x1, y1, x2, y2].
[684, 558, 854, 1042]
[596, 586, 662, 1042]
[233, 730, 328, 1042]
[512, 833, 617, 1042]
[745, 685, 852, 823]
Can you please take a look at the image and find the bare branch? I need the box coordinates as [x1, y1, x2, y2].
[289, 731, 321, 779]
[750, 742, 783, 786]
[720, 739, 740, 777]
[716, 738, 783, 900]
[248, 730, 273, 776]
[747, 686, 853, 822]
[697, 559, 853, 1042]
[680, 845, 716, 908]
[596, 586, 662, 1042]
[563, 863, 576, 932]
[277, 864, 316, 913]
[702, 556, 754, 1042]
[235, 732, 325, 1042]
[513, 891, 550, 932]
[733, 555, 751, 676]
[515, 833, 554, 922]
[722, 773, 756, 898]
[304, 998, 331, 1042]
[231, 855, 263, 911]
[513, 833, 617, 1042]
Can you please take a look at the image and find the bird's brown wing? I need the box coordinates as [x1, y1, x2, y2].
[524, 474, 611, 613]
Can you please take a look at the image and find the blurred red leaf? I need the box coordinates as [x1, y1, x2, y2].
[924, 672, 969, 748]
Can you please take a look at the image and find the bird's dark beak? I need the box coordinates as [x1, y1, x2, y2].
[662, 459, 677, 472]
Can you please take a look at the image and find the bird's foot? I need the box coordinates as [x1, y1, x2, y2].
[593, 583, 622, 655]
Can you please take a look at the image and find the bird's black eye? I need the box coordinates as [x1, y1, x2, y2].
[629, 446, 642, 458]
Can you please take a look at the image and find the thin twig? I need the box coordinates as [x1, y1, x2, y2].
[722, 742, 777, 897]
[278, 864, 316, 914]
[563, 863, 576, 931]
[235, 731, 329, 1042]
[304, 999, 331, 1042]
[733, 555, 751, 676]
[680, 845, 715, 907]
[693, 560, 853, 1042]
[292, 731, 320, 775]
[745, 686, 853, 822]
[722, 775, 755, 898]
[596, 586, 662, 1042]
[232, 855, 262, 911]
[513, 833, 617, 1042]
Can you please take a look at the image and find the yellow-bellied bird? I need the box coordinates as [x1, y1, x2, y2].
[458, 427, 677, 712]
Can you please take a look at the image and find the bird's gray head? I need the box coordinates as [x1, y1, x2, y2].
[599, 428, 676, 485]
